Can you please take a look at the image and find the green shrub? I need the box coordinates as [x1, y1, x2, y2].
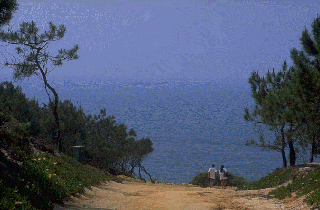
[189, 171, 246, 188]
[239, 168, 292, 190]
[269, 169, 320, 205]
[190, 172, 214, 187]
[0, 150, 121, 210]
[0, 180, 36, 210]
[269, 186, 292, 200]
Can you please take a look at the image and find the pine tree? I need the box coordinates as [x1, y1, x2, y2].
[290, 15, 320, 162]
[0, 0, 18, 27]
[244, 61, 300, 167]
[0, 21, 79, 153]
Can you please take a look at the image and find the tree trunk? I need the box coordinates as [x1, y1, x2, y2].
[138, 163, 154, 183]
[280, 125, 287, 168]
[310, 134, 316, 163]
[37, 63, 62, 153]
[288, 139, 296, 166]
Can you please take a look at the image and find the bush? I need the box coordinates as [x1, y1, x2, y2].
[190, 171, 246, 188]
[0, 180, 36, 210]
[269, 168, 320, 205]
[239, 167, 292, 190]
[0, 150, 122, 210]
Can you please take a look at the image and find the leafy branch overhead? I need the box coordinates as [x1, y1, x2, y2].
[0, 0, 18, 27]
[0, 21, 79, 80]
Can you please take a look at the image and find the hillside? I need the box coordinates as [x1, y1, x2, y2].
[55, 171, 315, 210]
[2, 139, 320, 210]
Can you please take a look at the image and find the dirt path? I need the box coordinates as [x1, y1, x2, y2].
[57, 178, 311, 210]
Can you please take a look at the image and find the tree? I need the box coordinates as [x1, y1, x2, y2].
[58, 99, 87, 156]
[244, 61, 300, 167]
[290, 15, 320, 162]
[0, 0, 18, 27]
[83, 109, 154, 177]
[0, 21, 79, 153]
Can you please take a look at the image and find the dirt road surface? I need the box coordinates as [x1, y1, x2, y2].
[56, 177, 312, 210]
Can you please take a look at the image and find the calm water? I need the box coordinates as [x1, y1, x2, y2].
[18, 79, 313, 184]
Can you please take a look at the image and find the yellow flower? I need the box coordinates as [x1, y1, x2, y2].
[53, 162, 57, 165]
[45, 169, 49, 171]
[43, 158, 46, 160]
[48, 174, 52, 178]
[38, 158, 41, 161]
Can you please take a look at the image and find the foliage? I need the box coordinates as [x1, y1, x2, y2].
[0, 80, 153, 209]
[0, 20, 79, 152]
[0, 80, 154, 177]
[189, 171, 246, 188]
[244, 15, 320, 167]
[238, 167, 292, 190]
[244, 62, 299, 167]
[190, 167, 320, 207]
[235, 165, 320, 206]
[269, 167, 320, 205]
[0, 0, 18, 27]
[83, 109, 154, 176]
[0, 181, 36, 210]
[0, 151, 119, 210]
[57, 99, 87, 156]
[289, 16, 320, 162]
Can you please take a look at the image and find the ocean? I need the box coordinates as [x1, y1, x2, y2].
[16, 78, 314, 184]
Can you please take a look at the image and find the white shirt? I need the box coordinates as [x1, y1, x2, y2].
[219, 168, 228, 179]
[208, 167, 217, 179]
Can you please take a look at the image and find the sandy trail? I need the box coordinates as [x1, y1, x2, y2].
[59, 178, 311, 210]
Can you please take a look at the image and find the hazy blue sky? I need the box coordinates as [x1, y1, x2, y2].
[1, 0, 320, 84]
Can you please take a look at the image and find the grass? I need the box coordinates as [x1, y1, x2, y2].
[0, 151, 122, 210]
[190, 165, 320, 207]
[269, 167, 320, 205]
[238, 167, 292, 190]
[239, 165, 320, 206]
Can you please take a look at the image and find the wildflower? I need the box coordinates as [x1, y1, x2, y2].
[38, 158, 41, 161]
[46, 169, 49, 171]
[48, 174, 52, 178]
[43, 158, 46, 160]
[53, 162, 57, 165]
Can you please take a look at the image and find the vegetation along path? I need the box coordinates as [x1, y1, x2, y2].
[56, 176, 310, 210]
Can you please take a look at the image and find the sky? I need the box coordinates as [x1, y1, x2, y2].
[1, 0, 320, 85]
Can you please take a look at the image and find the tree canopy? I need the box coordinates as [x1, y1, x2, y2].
[0, 20, 79, 153]
[0, 0, 18, 27]
[245, 15, 320, 166]
[0, 81, 154, 177]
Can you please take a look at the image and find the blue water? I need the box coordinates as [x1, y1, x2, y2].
[17, 79, 314, 184]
